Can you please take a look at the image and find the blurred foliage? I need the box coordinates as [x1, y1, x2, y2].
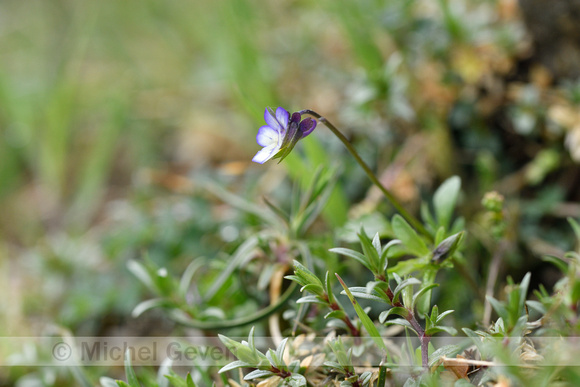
[2, 0, 580, 385]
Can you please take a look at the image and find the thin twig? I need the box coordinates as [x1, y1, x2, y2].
[299, 109, 430, 239]
[440, 356, 539, 369]
[483, 240, 508, 326]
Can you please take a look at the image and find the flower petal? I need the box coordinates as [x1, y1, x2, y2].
[252, 143, 280, 164]
[275, 107, 290, 129]
[256, 125, 279, 147]
[264, 108, 284, 133]
[299, 118, 317, 137]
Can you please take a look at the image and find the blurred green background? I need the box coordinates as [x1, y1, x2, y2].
[1, 0, 580, 385]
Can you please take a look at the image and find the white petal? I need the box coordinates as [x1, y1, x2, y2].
[252, 143, 281, 164]
[256, 125, 279, 147]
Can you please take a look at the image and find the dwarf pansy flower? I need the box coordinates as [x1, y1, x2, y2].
[252, 107, 317, 164]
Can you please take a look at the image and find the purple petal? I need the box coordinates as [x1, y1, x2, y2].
[264, 107, 288, 133]
[299, 118, 317, 137]
[264, 108, 283, 133]
[276, 107, 290, 128]
[252, 143, 280, 164]
[256, 125, 279, 146]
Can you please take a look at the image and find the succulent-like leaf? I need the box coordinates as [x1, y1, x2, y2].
[343, 287, 390, 303]
[244, 369, 275, 380]
[218, 360, 250, 373]
[379, 307, 410, 323]
[391, 215, 430, 257]
[433, 176, 461, 230]
[425, 325, 457, 336]
[296, 295, 327, 305]
[358, 229, 380, 272]
[124, 349, 141, 387]
[330, 247, 373, 272]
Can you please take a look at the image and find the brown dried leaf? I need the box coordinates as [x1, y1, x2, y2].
[443, 355, 470, 380]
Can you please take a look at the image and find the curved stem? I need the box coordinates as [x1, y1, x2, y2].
[172, 282, 297, 330]
[300, 109, 429, 238]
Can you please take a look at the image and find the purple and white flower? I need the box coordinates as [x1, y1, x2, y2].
[252, 107, 317, 164]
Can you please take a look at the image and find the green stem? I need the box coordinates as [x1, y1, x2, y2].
[300, 109, 429, 238]
[171, 282, 297, 330]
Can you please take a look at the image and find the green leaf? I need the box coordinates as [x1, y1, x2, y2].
[275, 338, 288, 361]
[542, 255, 569, 274]
[329, 247, 373, 271]
[428, 345, 461, 367]
[262, 196, 290, 225]
[325, 310, 347, 319]
[420, 201, 437, 232]
[218, 334, 262, 366]
[424, 325, 457, 336]
[186, 373, 196, 387]
[412, 283, 439, 309]
[284, 275, 306, 287]
[393, 278, 421, 304]
[131, 298, 172, 318]
[391, 215, 430, 257]
[266, 349, 281, 368]
[383, 318, 415, 333]
[285, 373, 307, 386]
[435, 309, 454, 324]
[336, 274, 388, 353]
[518, 272, 531, 313]
[323, 360, 344, 372]
[568, 217, 580, 243]
[379, 307, 410, 323]
[387, 257, 430, 276]
[124, 349, 141, 387]
[248, 326, 256, 353]
[163, 372, 187, 387]
[325, 271, 335, 304]
[127, 260, 156, 294]
[218, 360, 250, 373]
[379, 239, 400, 274]
[372, 233, 382, 256]
[99, 378, 119, 387]
[296, 295, 327, 305]
[204, 236, 258, 302]
[293, 260, 324, 288]
[344, 287, 390, 303]
[417, 268, 437, 317]
[300, 284, 325, 297]
[359, 228, 380, 271]
[156, 359, 172, 387]
[434, 226, 446, 245]
[244, 369, 275, 380]
[179, 259, 205, 298]
[486, 295, 508, 322]
[433, 176, 461, 230]
[526, 300, 546, 314]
